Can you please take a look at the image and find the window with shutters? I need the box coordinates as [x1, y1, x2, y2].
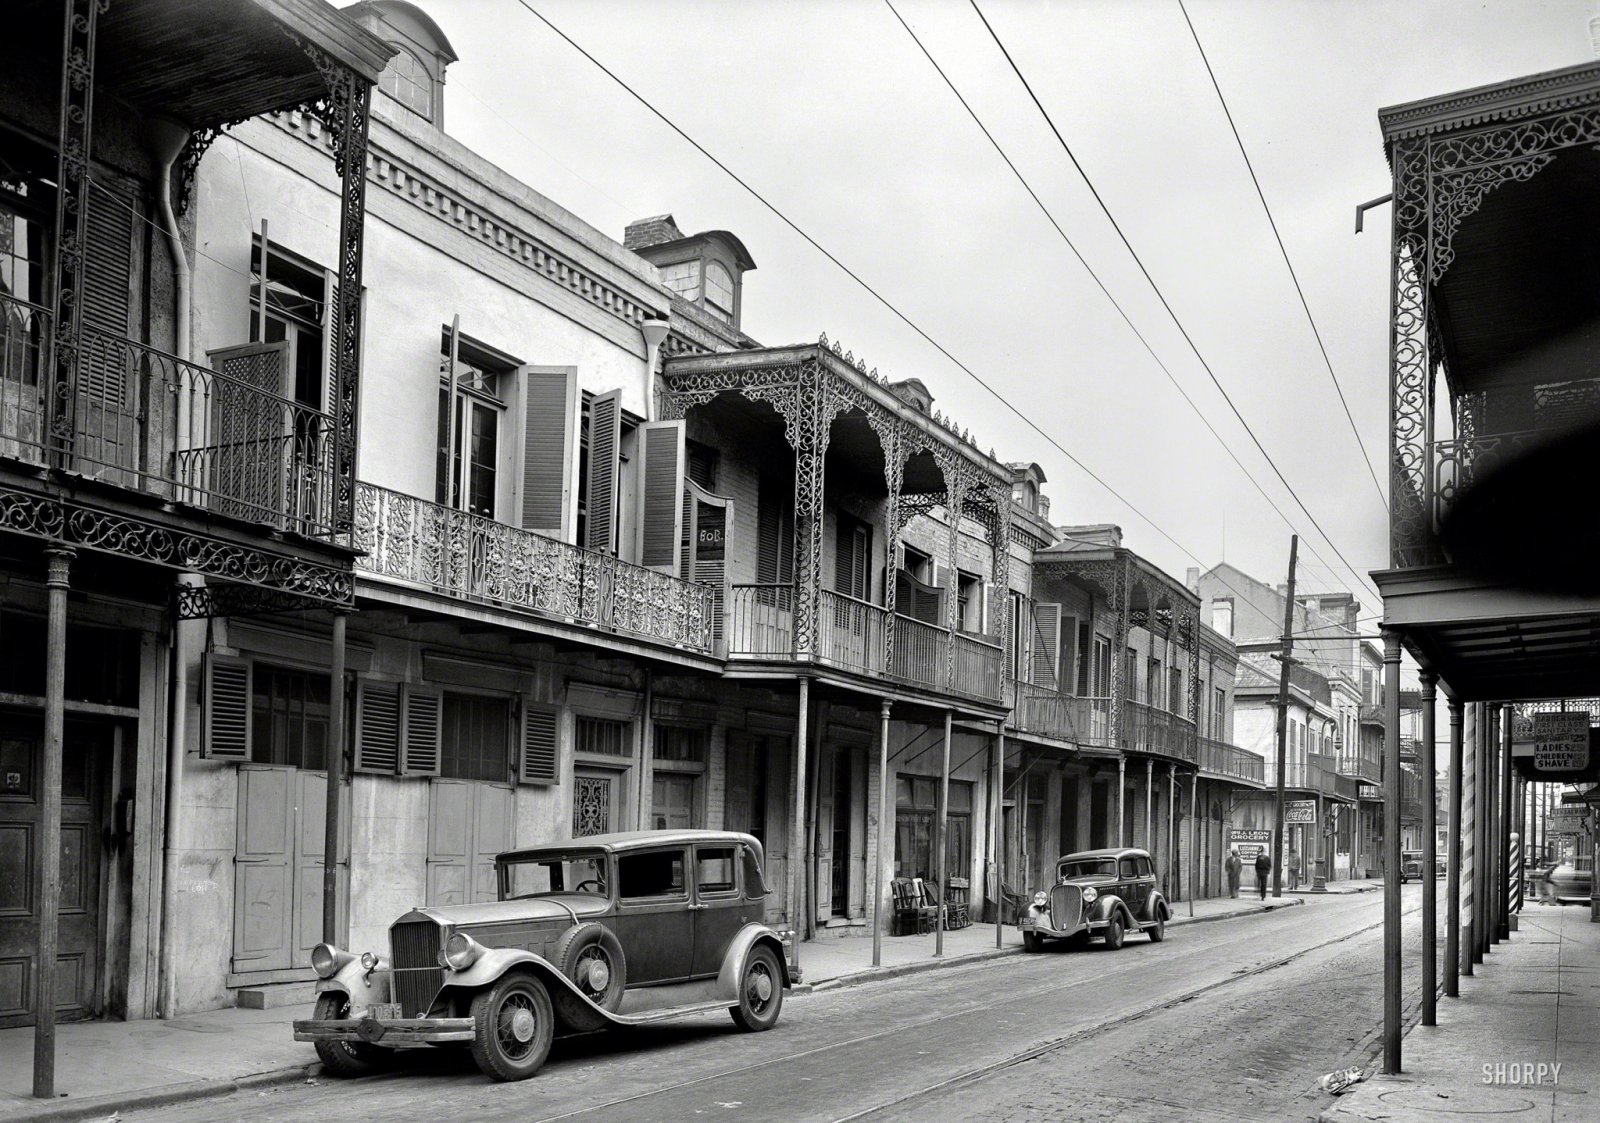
[439, 692, 513, 782]
[1169, 666, 1183, 715]
[956, 570, 982, 632]
[437, 333, 512, 519]
[834, 515, 870, 601]
[578, 391, 631, 554]
[250, 238, 328, 415]
[0, 182, 48, 400]
[756, 472, 795, 605]
[250, 663, 330, 770]
[1094, 636, 1111, 698]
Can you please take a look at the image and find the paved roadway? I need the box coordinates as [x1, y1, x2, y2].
[132, 887, 1425, 1123]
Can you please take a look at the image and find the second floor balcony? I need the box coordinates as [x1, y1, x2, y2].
[355, 482, 716, 655]
[727, 582, 1003, 701]
[1199, 735, 1266, 786]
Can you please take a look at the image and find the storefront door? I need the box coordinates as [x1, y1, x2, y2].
[231, 765, 343, 975]
[0, 714, 108, 1028]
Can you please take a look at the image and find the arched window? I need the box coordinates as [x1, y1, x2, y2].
[379, 48, 434, 120]
[704, 260, 734, 323]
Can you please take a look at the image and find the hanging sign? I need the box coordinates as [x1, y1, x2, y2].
[1358, 783, 1382, 800]
[1532, 713, 1589, 771]
[1285, 800, 1317, 825]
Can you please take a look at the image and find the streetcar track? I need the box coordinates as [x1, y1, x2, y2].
[523, 897, 1416, 1123]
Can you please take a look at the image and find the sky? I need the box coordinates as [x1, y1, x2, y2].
[427, 0, 1594, 627]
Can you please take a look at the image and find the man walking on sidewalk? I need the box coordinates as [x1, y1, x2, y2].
[1226, 848, 1242, 898]
[1255, 848, 1272, 900]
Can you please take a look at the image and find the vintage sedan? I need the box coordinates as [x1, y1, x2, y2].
[294, 830, 791, 1082]
[1019, 847, 1171, 951]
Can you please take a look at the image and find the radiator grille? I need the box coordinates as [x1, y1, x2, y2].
[1050, 884, 1084, 932]
[390, 919, 444, 1017]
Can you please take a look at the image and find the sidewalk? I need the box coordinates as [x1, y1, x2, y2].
[1321, 900, 1599, 1122]
[0, 893, 1299, 1122]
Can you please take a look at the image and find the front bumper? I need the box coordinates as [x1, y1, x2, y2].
[1019, 914, 1091, 939]
[293, 1016, 474, 1046]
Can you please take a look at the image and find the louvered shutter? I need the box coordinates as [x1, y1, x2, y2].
[584, 388, 621, 553]
[77, 183, 137, 478]
[1031, 603, 1062, 689]
[353, 679, 402, 774]
[637, 420, 686, 575]
[519, 365, 578, 540]
[756, 478, 794, 587]
[1076, 621, 1092, 695]
[518, 703, 559, 785]
[400, 686, 443, 777]
[202, 653, 252, 761]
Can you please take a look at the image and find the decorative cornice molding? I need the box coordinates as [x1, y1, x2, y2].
[270, 110, 671, 337]
[1380, 61, 1600, 142]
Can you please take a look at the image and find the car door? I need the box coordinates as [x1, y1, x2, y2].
[1136, 856, 1157, 917]
[1119, 857, 1146, 917]
[691, 843, 747, 978]
[613, 846, 693, 984]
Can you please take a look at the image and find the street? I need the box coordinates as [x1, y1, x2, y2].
[130, 887, 1423, 1123]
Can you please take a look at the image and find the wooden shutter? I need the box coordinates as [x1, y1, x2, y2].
[756, 476, 795, 587]
[519, 703, 559, 785]
[584, 388, 622, 553]
[1031, 603, 1062, 689]
[1076, 621, 1092, 695]
[518, 365, 578, 540]
[834, 519, 869, 600]
[353, 679, 402, 774]
[400, 686, 443, 777]
[637, 420, 686, 574]
[202, 653, 252, 761]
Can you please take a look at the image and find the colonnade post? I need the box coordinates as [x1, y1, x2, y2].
[1498, 703, 1513, 941]
[1420, 672, 1437, 1026]
[322, 609, 349, 945]
[789, 678, 810, 978]
[872, 699, 891, 968]
[935, 709, 952, 957]
[1446, 697, 1463, 997]
[1381, 629, 1403, 1074]
[32, 547, 74, 1099]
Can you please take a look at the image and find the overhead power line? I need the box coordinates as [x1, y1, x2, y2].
[1176, 0, 1388, 515]
[506, 0, 1302, 592]
[968, 0, 1380, 606]
[882, 0, 1371, 610]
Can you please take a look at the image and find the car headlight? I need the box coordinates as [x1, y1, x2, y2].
[440, 931, 484, 972]
[1031, 890, 1048, 908]
[1081, 886, 1098, 904]
[310, 943, 345, 979]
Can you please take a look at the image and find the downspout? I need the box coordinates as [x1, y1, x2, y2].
[640, 319, 669, 422]
[148, 115, 191, 1019]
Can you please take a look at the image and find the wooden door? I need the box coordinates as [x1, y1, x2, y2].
[814, 745, 835, 922]
[0, 715, 106, 1028]
[427, 780, 513, 906]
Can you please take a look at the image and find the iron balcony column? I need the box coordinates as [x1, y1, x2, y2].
[1446, 696, 1463, 997]
[1381, 629, 1403, 1074]
[872, 700, 891, 968]
[1420, 672, 1438, 1025]
[33, 548, 74, 1099]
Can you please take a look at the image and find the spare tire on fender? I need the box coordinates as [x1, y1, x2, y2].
[550, 922, 626, 1030]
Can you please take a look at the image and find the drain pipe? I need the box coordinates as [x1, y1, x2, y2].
[640, 318, 669, 422]
[147, 115, 192, 1019]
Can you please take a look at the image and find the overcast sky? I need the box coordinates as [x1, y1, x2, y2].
[430, 0, 1592, 624]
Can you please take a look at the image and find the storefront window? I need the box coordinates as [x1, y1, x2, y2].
[895, 775, 972, 883]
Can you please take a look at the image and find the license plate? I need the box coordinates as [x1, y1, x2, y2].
[360, 1003, 402, 1020]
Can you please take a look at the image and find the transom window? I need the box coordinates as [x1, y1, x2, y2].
[251, 664, 329, 770]
[576, 716, 631, 757]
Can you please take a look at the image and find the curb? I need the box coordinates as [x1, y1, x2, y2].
[802, 898, 1304, 994]
[3, 1063, 319, 1123]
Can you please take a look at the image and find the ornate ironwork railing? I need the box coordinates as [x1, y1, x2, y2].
[1122, 699, 1197, 763]
[354, 482, 715, 654]
[1198, 736, 1264, 784]
[727, 583, 796, 657]
[1338, 751, 1381, 783]
[0, 295, 338, 537]
[890, 613, 947, 692]
[1431, 430, 1541, 537]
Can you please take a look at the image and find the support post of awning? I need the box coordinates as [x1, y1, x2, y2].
[788, 677, 810, 979]
[32, 547, 73, 1100]
[872, 699, 891, 968]
[1446, 696, 1463, 997]
[1381, 629, 1403, 1074]
[1420, 671, 1438, 1026]
[993, 722, 1005, 948]
[1498, 703, 1513, 942]
[935, 708, 952, 957]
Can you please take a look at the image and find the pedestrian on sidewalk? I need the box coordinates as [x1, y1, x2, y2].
[1287, 847, 1301, 891]
[1226, 848, 1242, 898]
[1255, 848, 1272, 900]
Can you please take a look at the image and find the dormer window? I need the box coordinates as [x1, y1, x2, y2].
[705, 261, 734, 323]
[659, 260, 701, 302]
[380, 47, 434, 119]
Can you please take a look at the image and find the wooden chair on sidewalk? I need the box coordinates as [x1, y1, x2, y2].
[891, 877, 936, 935]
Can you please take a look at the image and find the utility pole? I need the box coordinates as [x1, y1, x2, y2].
[1271, 535, 1298, 900]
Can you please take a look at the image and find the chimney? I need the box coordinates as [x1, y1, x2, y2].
[624, 214, 685, 252]
[1038, 495, 1051, 520]
[1185, 566, 1199, 593]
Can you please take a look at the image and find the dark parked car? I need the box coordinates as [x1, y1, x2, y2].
[1399, 850, 1442, 882]
[294, 830, 790, 1082]
[1019, 847, 1171, 951]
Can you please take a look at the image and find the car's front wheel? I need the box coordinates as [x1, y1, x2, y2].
[312, 993, 391, 1078]
[1103, 915, 1126, 950]
[1022, 931, 1042, 953]
[729, 944, 784, 1032]
[469, 972, 554, 1082]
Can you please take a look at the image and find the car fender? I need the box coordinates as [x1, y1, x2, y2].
[1144, 892, 1172, 924]
[1088, 893, 1133, 927]
[714, 924, 792, 998]
[314, 957, 392, 1008]
[434, 947, 625, 1027]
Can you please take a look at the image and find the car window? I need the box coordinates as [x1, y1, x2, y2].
[502, 854, 607, 899]
[742, 846, 771, 898]
[618, 848, 687, 900]
[1120, 858, 1139, 879]
[1061, 858, 1116, 879]
[696, 847, 739, 897]
[1137, 857, 1154, 878]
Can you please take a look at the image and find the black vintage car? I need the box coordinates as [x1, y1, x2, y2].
[294, 830, 791, 1082]
[1018, 847, 1171, 951]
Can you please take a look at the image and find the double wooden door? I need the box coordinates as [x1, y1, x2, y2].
[0, 714, 109, 1027]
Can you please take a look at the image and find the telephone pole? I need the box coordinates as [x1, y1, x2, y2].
[1272, 535, 1299, 899]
